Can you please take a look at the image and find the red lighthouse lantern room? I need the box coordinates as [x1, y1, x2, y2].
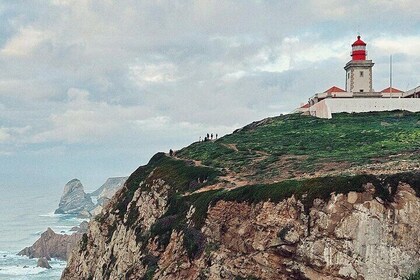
[351, 36, 367, 60]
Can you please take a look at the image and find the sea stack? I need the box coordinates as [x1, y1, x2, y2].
[37, 257, 52, 269]
[18, 227, 81, 261]
[54, 179, 94, 215]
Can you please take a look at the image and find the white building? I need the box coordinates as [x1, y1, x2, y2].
[296, 36, 420, 119]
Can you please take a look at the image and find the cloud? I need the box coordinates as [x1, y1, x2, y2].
[1, 26, 50, 56]
[372, 36, 420, 57]
[129, 62, 179, 85]
[0, 128, 11, 142]
[0, 1, 418, 187]
[30, 88, 152, 143]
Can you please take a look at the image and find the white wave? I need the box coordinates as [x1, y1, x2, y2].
[0, 265, 46, 276]
[0, 252, 25, 261]
[38, 212, 57, 218]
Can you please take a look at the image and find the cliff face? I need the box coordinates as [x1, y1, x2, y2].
[62, 171, 420, 280]
[61, 112, 420, 280]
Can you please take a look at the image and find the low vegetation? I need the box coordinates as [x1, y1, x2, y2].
[113, 152, 221, 221]
[178, 111, 420, 179]
[404, 268, 420, 280]
[148, 171, 419, 256]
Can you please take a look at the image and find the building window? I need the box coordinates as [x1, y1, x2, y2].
[360, 71, 364, 77]
[348, 73, 350, 79]
[360, 89, 364, 92]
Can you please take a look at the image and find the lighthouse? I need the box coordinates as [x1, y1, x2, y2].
[344, 36, 374, 93]
[295, 35, 420, 118]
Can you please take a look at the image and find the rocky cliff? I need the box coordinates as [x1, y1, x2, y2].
[61, 112, 420, 280]
[55, 179, 94, 215]
[61, 170, 420, 280]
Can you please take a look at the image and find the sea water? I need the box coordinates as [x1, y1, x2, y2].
[0, 184, 87, 280]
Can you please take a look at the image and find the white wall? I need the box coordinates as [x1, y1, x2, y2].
[309, 98, 420, 119]
[353, 66, 372, 92]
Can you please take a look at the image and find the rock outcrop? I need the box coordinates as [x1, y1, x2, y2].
[18, 227, 81, 261]
[91, 177, 128, 203]
[55, 179, 94, 215]
[89, 177, 128, 217]
[62, 170, 420, 280]
[37, 257, 52, 269]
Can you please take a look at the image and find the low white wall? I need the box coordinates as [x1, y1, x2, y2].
[309, 98, 420, 119]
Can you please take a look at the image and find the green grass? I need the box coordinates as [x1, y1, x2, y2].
[112, 152, 221, 223]
[177, 111, 420, 176]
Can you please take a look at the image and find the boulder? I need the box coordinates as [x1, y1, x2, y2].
[55, 179, 94, 215]
[37, 257, 52, 269]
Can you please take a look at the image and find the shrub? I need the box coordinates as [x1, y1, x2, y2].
[183, 227, 206, 260]
[80, 233, 88, 252]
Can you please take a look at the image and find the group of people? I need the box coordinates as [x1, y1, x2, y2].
[199, 133, 218, 142]
[169, 149, 175, 157]
[168, 132, 219, 157]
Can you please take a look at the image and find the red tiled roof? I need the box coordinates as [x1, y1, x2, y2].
[324, 86, 346, 93]
[381, 87, 403, 93]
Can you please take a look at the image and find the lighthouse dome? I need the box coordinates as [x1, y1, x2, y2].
[351, 35, 367, 60]
[352, 35, 366, 47]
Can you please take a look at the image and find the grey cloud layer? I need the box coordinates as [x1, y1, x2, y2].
[0, 0, 418, 187]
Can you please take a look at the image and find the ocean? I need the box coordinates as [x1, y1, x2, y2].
[0, 184, 88, 280]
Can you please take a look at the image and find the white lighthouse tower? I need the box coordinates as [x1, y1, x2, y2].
[344, 36, 374, 93]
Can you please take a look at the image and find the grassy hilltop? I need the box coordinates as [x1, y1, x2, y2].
[178, 111, 420, 183]
[113, 111, 420, 237]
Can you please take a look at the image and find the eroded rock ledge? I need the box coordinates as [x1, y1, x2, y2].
[18, 228, 81, 261]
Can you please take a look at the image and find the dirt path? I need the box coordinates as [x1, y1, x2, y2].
[222, 143, 239, 152]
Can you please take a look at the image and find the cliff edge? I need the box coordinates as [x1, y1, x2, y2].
[61, 111, 420, 280]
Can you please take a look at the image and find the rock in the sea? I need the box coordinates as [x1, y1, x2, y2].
[55, 179, 94, 215]
[18, 228, 81, 261]
[91, 177, 128, 204]
[37, 257, 52, 269]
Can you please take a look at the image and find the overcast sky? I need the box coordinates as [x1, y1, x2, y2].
[0, 0, 419, 190]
